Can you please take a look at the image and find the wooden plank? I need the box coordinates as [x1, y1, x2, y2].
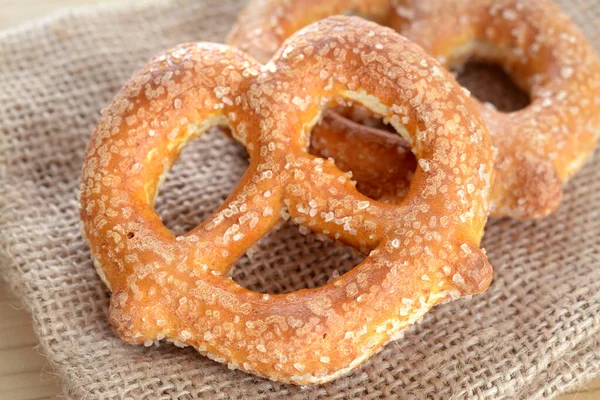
[0, 283, 61, 399]
[0, 301, 44, 351]
[0, 372, 60, 400]
[557, 390, 600, 400]
[558, 376, 600, 399]
[0, 0, 132, 31]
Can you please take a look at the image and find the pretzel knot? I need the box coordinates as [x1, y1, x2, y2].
[81, 16, 495, 384]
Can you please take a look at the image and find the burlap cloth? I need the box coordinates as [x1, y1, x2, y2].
[1, 0, 599, 398]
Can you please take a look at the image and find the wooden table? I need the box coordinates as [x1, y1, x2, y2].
[1, 2, 599, 399]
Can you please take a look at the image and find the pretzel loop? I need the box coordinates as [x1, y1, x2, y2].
[81, 17, 494, 385]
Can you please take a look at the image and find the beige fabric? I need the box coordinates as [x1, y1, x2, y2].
[0, 0, 599, 398]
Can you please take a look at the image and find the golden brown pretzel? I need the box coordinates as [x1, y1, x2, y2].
[81, 16, 495, 384]
[229, 0, 600, 219]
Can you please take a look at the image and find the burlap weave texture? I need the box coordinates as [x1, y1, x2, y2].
[0, 0, 599, 398]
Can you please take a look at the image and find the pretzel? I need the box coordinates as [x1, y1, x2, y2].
[80, 16, 495, 385]
[229, 0, 600, 219]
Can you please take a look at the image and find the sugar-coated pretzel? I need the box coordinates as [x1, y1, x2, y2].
[229, 0, 600, 219]
[80, 16, 495, 384]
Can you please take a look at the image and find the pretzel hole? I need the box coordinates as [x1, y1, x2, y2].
[309, 105, 417, 205]
[230, 221, 364, 294]
[154, 129, 249, 236]
[454, 60, 530, 112]
[443, 40, 532, 112]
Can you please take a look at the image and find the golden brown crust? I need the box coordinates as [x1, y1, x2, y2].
[229, 0, 600, 219]
[81, 16, 494, 385]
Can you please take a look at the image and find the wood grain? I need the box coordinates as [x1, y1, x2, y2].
[0, 282, 61, 399]
[0, 1, 598, 399]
